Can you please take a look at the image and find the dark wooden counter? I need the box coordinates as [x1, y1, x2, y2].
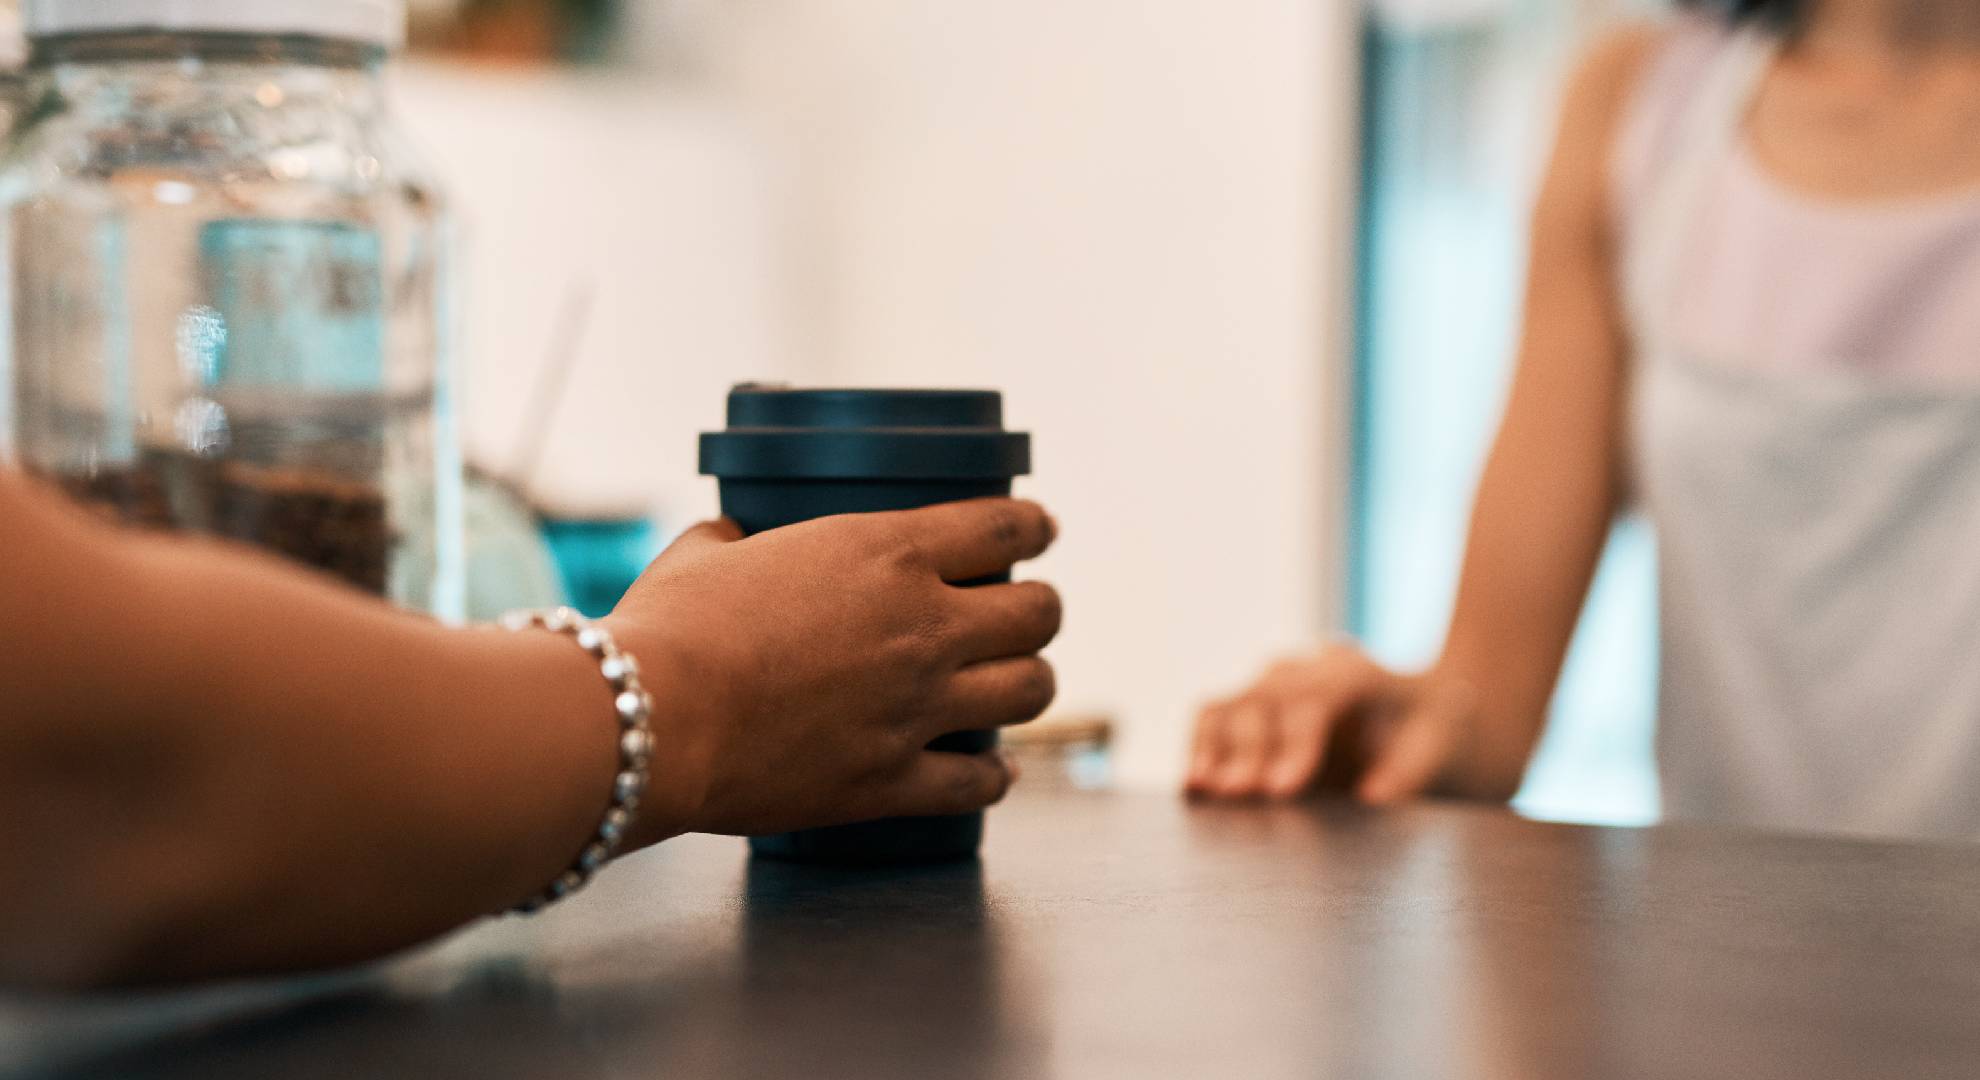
[8, 790, 1980, 1079]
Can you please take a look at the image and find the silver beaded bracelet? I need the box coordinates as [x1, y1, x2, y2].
[498, 606, 654, 914]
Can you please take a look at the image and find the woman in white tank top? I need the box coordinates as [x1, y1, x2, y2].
[1188, 0, 1980, 843]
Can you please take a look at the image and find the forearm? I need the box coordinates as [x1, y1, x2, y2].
[1425, 269, 1624, 800]
[1432, 440, 1616, 800]
[1421, 26, 1646, 801]
[0, 474, 669, 989]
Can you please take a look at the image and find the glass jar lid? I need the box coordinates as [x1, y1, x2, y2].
[24, 0, 405, 49]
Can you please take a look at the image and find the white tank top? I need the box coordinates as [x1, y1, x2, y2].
[1620, 20, 1980, 842]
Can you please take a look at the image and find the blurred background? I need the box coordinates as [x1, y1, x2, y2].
[0, 0, 1663, 819]
[397, 0, 1357, 799]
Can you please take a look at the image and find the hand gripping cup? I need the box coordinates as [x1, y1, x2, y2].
[699, 385, 1033, 863]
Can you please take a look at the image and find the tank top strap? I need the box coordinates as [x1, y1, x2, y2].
[1624, 26, 1780, 350]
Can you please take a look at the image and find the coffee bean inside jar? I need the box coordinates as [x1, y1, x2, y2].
[49, 450, 396, 598]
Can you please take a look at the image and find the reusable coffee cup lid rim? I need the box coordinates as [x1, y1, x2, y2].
[701, 385, 1031, 481]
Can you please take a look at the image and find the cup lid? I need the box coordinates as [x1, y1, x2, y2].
[700, 385, 1031, 481]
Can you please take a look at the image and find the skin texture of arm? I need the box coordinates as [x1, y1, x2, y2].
[1427, 25, 1660, 798]
[0, 469, 619, 988]
[0, 470, 1061, 990]
[1187, 25, 1662, 804]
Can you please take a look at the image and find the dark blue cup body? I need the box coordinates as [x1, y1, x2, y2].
[700, 386, 1032, 864]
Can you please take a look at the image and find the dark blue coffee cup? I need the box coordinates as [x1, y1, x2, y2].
[699, 385, 1032, 863]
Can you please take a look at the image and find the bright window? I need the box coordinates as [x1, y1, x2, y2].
[1351, 10, 1660, 826]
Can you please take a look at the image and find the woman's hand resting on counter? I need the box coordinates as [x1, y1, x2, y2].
[1185, 644, 1483, 805]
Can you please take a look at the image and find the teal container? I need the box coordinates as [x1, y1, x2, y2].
[541, 516, 663, 618]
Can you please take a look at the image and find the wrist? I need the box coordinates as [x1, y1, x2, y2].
[600, 612, 711, 845]
[1417, 665, 1513, 800]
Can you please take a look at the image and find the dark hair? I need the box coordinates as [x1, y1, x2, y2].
[1683, 0, 1804, 28]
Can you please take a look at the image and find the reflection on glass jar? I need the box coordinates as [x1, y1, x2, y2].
[1, 3, 463, 617]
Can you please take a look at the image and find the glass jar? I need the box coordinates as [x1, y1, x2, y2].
[0, 1, 462, 617]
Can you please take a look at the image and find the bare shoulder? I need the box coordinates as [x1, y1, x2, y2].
[1534, 20, 1688, 224]
[1557, 21, 1675, 158]
[1572, 22, 1671, 93]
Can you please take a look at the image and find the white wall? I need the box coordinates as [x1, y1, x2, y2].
[395, 62, 794, 517]
[711, 1, 1361, 787]
[397, 0, 1360, 789]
